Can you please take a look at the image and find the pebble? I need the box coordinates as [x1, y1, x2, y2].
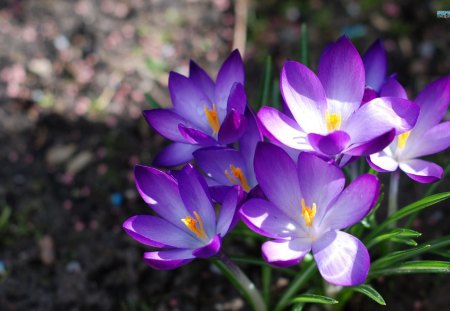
[38, 235, 55, 266]
[66, 260, 82, 273]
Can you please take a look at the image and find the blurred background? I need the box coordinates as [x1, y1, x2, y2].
[0, 0, 449, 310]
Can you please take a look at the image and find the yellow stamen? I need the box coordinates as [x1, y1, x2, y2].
[397, 131, 411, 150]
[301, 199, 317, 227]
[203, 104, 220, 134]
[181, 211, 206, 239]
[225, 164, 250, 192]
[326, 110, 342, 132]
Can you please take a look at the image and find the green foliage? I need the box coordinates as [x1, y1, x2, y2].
[289, 294, 338, 305]
[351, 284, 386, 306]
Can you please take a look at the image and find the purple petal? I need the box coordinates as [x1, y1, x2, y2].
[143, 109, 188, 142]
[368, 150, 399, 172]
[312, 230, 370, 286]
[379, 77, 408, 99]
[254, 143, 302, 220]
[218, 110, 248, 145]
[281, 61, 327, 133]
[258, 107, 312, 150]
[134, 165, 188, 225]
[402, 121, 450, 159]
[239, 108, 263, 185]
[297, 153, 345, 224]
[344, 97, 419, 144]
[217, 186, 243, 236]
[189, 60, 215, 102]
[411, 75, 450, 135]
[227, 83, 246, 115]
[320, 174, 380, 230]
[363, 39, 387, 92]
[240, 198, 302, 239]
[177, 164, 216, 237]
[215, 50, 245, 111]
[345, 129, 395, 156]
[399, 159, 443, 183]
[143, 249, 194, 270]
[178, 124, 217, 145]
[153, 142, 200, 167]
[308, 131, 351, 156]
[318, 36, 365, 118]
[262, 238, 311, 268]
[192, 234, 221, 258]
[362, 87, 377, 104]
[123, 215, 200, 248]
[169, 71, 212, 131]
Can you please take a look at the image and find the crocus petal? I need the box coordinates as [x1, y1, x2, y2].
[379, 77, 408, 99]
[218, 110, 248, 145]
[227, 82, 247, 115]
[280, 61, 327, 133]
[262, 238, 311, 268]
[368, 150, 399, 172]
[143, 109, 188, 142]
[363, 39, 387, 92]
[320, 174, 380, 230]
[177, 164, 216, 237]
[402, 121, 450, 159]
[169, 71, 212, 131]
[153, 142, 200, 167]
[193, 147, 248, 188]
[215, 50, 245, 113]
[410, 75, 450, 135]
[318, 36, 365, 119]
[362, 87, 377, 104]
[297, 153, 345, 224]
[254, 142, 302, 219]
[134, 165, 188, 225]
[307, 131, 351, 156]
[345, 129, 395, 156]
[312, 230, 370, 286]
[189, 60, 215, 102]
[344, 97, 419, 144]
[143, 249, 195, 270]
[217, 186, 243, 236]
[123, 215, 200, 248]
[239, 108, 263, 185]
[258, 107, 312, 151]
[178, 124, 217, 145]
[240, 198, 302, 239]
[399, 159, 443, 184]
[192, 235, 221, 258]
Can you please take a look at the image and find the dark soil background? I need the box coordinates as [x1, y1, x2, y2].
[0, 0, 449, 310]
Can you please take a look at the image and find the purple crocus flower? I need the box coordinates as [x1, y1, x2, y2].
[240, 142, 380, 286]
[123, 164, 242, 269]
[258, 36, 419, 164]
[369, 76, 450, 183]
[143, 50, 248, 166]
[193, 107, 262, 198]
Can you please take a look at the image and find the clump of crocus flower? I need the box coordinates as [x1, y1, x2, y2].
[124, 36, 450, 310]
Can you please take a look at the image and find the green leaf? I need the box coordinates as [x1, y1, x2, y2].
[366, 228, 421, 249]
[390, 237, 418, 246]
[289, 294, 338, 305]
[299, 24, 309, 67]
[259, 56, 272, 109]
[144, 93, 161, 109]
[370, 261, 450, 277]
[0, 206, 11, 233]
[351, 285, 386, 305]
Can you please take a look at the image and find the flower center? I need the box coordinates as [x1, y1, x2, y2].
[397, 131, 411, 150]
[204, 104, 220, 134]
[301, 199, 317, 227]
[181, 211, 206, 239]
[326, 110, 341, 132]
[225, 164, 250, 192]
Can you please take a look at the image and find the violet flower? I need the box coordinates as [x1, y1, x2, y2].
[193, 107, 262, 197]
[258, 36, 419, 164]
[369, 76, 450, 183]
[123, 164, 242, 269]
[143, 50, 248, 166]
[240, 142, 380, 286]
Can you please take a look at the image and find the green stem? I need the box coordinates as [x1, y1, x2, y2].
[274, 262, 317, 311]
[262, 265, 272, 308]
[213, 252, 267, 311]
[387, 170, 400, 228]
